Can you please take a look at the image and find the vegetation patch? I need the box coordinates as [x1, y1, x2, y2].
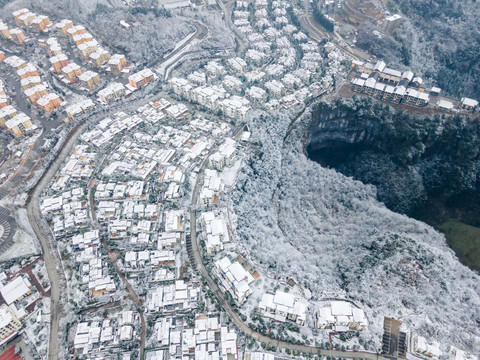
[438, 219, 480, 272]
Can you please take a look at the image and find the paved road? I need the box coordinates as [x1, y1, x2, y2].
[216, 0, 247, 56]
[25, 90, 177, 359]
[156, 20, 209, 80]
[153, 20, 208, 70]
[186, 143, 389, 360]
[298, 0, 370, 62]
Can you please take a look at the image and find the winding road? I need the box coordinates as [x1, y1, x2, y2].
[216, 0, 247, 56]
[186, 133, 389, 360]
[25, 91, 179, 359]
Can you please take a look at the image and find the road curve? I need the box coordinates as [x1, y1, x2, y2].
[25, 92, 173, 359]
[216, 0, 247, 56]
[187, 145, 388, 360]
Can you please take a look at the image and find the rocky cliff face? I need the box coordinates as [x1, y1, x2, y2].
[307, 98, 480, 219]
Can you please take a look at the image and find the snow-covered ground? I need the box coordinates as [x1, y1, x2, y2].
[23, 298, 51, 359]
[0, 227, 39, 262]
[0, 208, 42, 262]
[232, 109, 480, 355]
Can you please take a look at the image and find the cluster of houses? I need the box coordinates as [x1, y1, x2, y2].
[0, 9, 51, 45]
[40, 187, 117, 299]
[3, 55, 62, 112]
[351, 60, 479, 112]
[167, 0, 349, 117]
[54, 17, 125, 79]
[169, 76, 251, 122]
[73, 310, 140, 355]
[0, 104, 36, 137]
[0, 8, 157, 128]
[97, 67, 155, 105]
[37, 88, 245, 355]
[46, 25, 102, 89]
[149, 314, 238, 360]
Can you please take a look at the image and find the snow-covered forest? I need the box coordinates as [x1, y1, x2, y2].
[356, 0, 480, 99]
[232, 108, 480, 353]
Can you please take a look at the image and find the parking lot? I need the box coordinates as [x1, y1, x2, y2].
[0, 207, 17, 255]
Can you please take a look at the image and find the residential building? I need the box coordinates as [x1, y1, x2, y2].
[78, 40, 99, 59]
[264, 80, 284, 98]
[17, 11, 36, 28]
[24, 85, 48, 104]
[55, 19, 73, 36]
[62, 62, 82, 83]
[0, 21, 10, 39]
[0, 105, 18, 125]
[78, 70, 100, 90]
[258, 291, 307, 325]
[209, 138, 236, 170]
[73, 32, 93, 46]
[188, 71, 207, 86]
[17, 63, 38, 79]
[205, 61, 225, 78]
[412, 335, 442, 359]
[448, 346, 478, 360]
[12, 9, 29, 26]
[37, 93, 62, 112]
[222, 75, 243, 92]
[201, 211, 230, 253]
[460, 97, 478, 111]
[108, 54, 127, 72]
[5, 113, 34, 137]
[67, 25, 86, 38]
[0, 276, 33, 305]
[436, 100, 454, 111]
[50, 54, 69, 73]
[128, 68, 155, 89]
[89, 48, 110, 67]
[227, 57, 247, 73]
[0, 305, 22, 346]
[214, 256, 255, 304]
[219, 97, 250, 121]
[98, 82, 126, 103]
[199, 170, 224, 207]
[20, 76, 41, 90]
[65, 99, 95, 119]
[31, 15, 51, 32]
[404, 88, 429, 107]
[10, 28, 25, 44]
[246, 86, 267, 104]
[4, 56, 26, 69]
[316, 301, 368, 331]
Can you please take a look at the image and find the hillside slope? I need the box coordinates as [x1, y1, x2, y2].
[233, 108, 480, 353]
[356, 0, 480, 99]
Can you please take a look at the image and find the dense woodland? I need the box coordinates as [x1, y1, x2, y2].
[308, 99, 480, 218]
